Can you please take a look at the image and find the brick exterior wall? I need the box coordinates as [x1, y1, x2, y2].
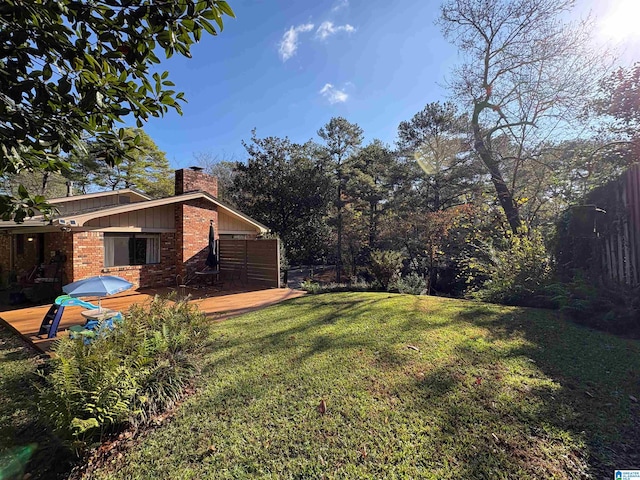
[59, 193, 219, 289]
[72, 231, 103, 281]
[175, 168, 218, 197]
[102, 233, 177, 288]
[45, 231, 73, 284]
[175, 199, 218, 280]
[71, 231, 178, 289]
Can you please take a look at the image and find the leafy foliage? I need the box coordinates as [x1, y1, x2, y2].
[596, 62, 640, 137]
[318, 117, 364, 281]
[545, 276, 640, 336]
[396, 273, 428, 295]
[0, 169, 69, 199]
[396, 102, 480, 212]
[0, 184, 50, 222]
[38, 296, 208, 451]
[439, 0, 604, 232]
[76, 128, 174, 198]
[0, 0, 234, 220]
[473, 227, 552, 306]
[339, 140, 399, 276]
[369, 249, 404, 291]
[300, 279, 375, 294]
[233, 131, 333, 264]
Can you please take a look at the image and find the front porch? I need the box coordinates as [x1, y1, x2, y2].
[0, 285, 305, 354]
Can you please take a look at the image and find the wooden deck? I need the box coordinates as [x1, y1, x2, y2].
[0, 286, 305, 354]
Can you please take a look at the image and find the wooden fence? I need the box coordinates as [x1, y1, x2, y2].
[218, 239, 280, 288]
[599, 164, 640, 286]
[561, 164, 640, 286]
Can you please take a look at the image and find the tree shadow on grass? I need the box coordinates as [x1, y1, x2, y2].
[0, 327, 74, 480]
[452, 305, 640, 477]
[201, 295, 392, 374]
[192, 294, 639, 478]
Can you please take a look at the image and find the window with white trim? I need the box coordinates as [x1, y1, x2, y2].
[104, 233, 160, 267]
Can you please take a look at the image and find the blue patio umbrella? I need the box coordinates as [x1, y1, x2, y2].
[63, 275, 133, 309]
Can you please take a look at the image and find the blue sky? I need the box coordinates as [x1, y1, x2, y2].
[141, 0, 640, 169]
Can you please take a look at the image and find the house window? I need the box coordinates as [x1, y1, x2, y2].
[104, 233, 160, 267]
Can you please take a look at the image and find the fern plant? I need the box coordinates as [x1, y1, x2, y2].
[37, 295, 209, 452]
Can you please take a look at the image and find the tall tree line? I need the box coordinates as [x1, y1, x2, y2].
[0, 127, 174, 200]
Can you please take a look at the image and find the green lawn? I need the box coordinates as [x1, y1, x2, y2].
[81, 293, 639, 479]
[1, 293, 639, 479]
[0, 324, 73, 480]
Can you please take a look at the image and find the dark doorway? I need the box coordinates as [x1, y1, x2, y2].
[37, 233, 45, 264]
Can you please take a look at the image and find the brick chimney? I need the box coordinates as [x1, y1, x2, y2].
[175, 167, 218, 197]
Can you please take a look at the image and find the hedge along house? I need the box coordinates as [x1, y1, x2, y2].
[0, 168, 278, 292]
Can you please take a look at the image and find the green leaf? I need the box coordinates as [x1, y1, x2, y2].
[217, 1, 235, 18]
[213, 13, 224, 31]
[71, 417, 100, 433]
[58, 77, 72, 95]
[17, 184, 28, 199]
[181, 18, 195, 31]
[43, 64, 52, 81]
[156, 31, 172, 47]
[193, 26, 202, 43]
[200, 18, 217, 36]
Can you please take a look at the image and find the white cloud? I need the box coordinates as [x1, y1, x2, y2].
[278, 23, 314, 61]
[319, 83, 349, 104]
[331, 0, 349, 12]
[315, 21, 356, 41]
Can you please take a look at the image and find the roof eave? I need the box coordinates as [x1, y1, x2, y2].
[55, 191, 269, 233]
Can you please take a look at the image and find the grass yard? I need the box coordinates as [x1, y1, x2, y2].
[81, 293, 640, 479]
[1, 293, 639, 479]
[0, 325, 73, 480]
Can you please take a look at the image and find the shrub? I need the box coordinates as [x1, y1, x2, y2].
[397, 273, 428, 295]
[545, 276, 640, 336]
[300, 280, 323, 294]
[369, 250, 404, 291]
[38, 295, 208, 452]
[473, 228, 552, 307]
[300, 279, 375, 294]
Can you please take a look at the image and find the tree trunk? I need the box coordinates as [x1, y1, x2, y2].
[368, 201, 377, 250]
[336, 176, 343, 283]
[40, 171, 50, 195]
[472, 105, 521, 233]
[428, 246, 436, 295]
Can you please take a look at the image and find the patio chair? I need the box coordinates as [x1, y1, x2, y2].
[222, 266, 246, 288]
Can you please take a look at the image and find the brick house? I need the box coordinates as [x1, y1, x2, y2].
[0, 168, 273, 291]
